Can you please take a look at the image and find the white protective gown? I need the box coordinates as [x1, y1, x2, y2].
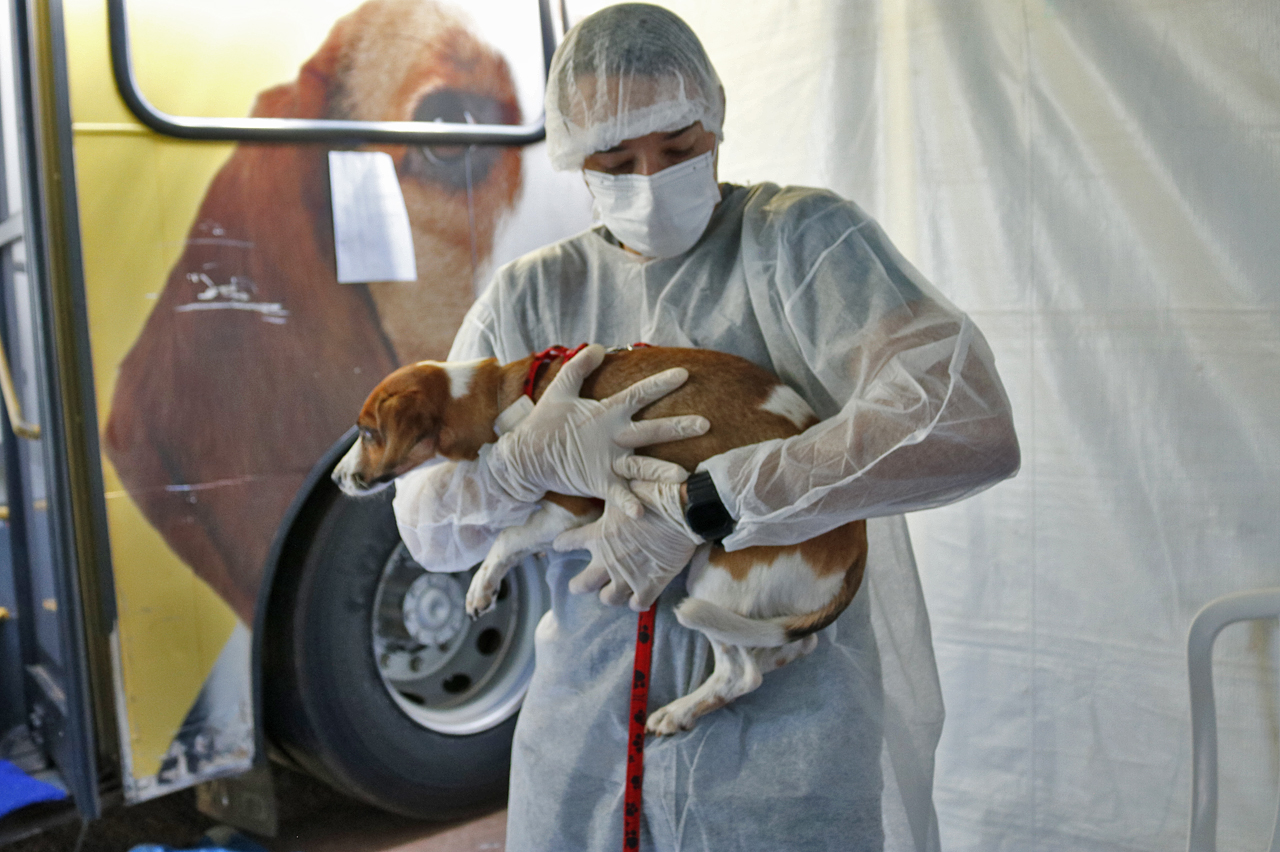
[393, 182, 1019, 852]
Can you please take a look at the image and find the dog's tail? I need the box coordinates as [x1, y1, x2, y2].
[673, 594, 856, 649]
[674, 598, 791, 647]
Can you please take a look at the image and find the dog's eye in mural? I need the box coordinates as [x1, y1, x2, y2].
[407, 89, 512, 190]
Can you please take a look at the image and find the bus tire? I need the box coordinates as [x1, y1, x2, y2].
[262, 479, 543, 820]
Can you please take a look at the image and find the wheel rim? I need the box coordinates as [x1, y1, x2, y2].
[371, 544, 544, 736]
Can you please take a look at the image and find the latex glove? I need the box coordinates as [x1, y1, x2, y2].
[555, 480, 703, 611]
[485, 344, 709, 517]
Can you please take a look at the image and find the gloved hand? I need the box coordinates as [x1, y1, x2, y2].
[484, 344, 709, 518]
[555, 480, 704, 611]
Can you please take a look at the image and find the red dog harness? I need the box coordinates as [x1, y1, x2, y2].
[521, 342, 659, 850]
[521, 342, 654, 400]
[522, 343, 589, 398]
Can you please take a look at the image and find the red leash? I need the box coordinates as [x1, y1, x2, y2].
[623, 604, 657, 851]
[521, 342, 659, 849]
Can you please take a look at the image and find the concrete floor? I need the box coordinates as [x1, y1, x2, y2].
[0, 767, 507, 852]
[271, 808, 506, 852]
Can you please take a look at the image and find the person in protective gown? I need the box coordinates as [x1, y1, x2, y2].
[393, 5, 1020, 850]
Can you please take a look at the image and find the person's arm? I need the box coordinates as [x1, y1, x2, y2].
[393, 456, 541, 572]
[703, 215, 1020, 550]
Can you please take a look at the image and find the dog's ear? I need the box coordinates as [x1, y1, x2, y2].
[376, 389, 442, 475]
[249, 10, 353, 120]
[295, 12, 352, 119]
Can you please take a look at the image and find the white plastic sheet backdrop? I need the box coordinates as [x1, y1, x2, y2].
[561, 1, 1280, 849]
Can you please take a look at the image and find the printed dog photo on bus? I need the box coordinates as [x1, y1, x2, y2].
[104, 0, 523, 624]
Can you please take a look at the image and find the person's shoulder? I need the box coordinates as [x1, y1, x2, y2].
[472, 227, 603, 343]
[462, 231, 592, 358]
[735, 184, 871, 246]
[742, 183, 867, 225]
[735, 183, 875, 262]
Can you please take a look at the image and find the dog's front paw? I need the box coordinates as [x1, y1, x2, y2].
[646, 702, 695, 737]
[465, 580, 499, 619]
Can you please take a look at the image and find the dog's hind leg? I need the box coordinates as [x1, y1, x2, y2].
[466, 501, 592, 618]
[646, 640, 764, 736]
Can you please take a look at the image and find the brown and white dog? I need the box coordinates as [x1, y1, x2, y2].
[333, 347, 867, 735]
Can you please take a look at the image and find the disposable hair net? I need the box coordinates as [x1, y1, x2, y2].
[544, 3, 725, 171]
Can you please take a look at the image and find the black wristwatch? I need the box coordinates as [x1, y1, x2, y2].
[683, 470, 736, 543]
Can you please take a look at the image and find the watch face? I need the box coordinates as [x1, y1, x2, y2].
[687, 502, 732, 537]
[684, 470, 733, 539]
[687, 504, 717, 528]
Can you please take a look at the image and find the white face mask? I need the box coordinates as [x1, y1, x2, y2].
[583, 149, 720, 259]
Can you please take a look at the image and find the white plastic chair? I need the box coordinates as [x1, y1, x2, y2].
[1187, 587, 1280, 852]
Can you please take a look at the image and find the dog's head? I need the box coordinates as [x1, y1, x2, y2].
[312, 0, 522, 213]
[332, 358, 500, 495]
[256, 0, 525, 363]
[333, 361, 450, 495]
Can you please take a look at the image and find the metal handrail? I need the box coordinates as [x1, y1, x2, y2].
[106, 0, 560, 145]
[1186, 587, 1280, 852]
[0, 338, 40, 439]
